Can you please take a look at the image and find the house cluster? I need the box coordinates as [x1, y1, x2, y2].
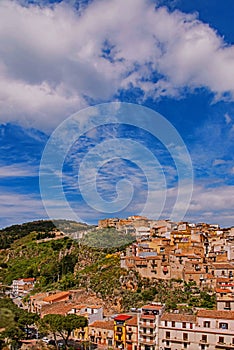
[115, 218, 234, 292]
[28, 290, 234, 350]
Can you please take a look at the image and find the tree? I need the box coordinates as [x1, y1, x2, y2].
[39, 314, 63, 350]
[40, 314, 88, 349]
[0, 308, 15, 329]
[18, 311, 39, 338]
[61, 314, 87, 346]
[1, 326, 24, 350]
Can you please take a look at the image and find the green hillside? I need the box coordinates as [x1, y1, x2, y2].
[0, 221, 134, 295]
[0, 220, 216, 312]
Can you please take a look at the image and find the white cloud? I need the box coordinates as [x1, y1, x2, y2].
[0, 190, 46, 228]
[0, 0, 234, 130]
[0, 164, 37, 177]
[212, 159, 226, 166]
[224, 113, 232, 124]
[182, 185, 234, 227]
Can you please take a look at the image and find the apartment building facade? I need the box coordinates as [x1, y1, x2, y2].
[138, 304, 165, 350]
[159, 310, 234, 350]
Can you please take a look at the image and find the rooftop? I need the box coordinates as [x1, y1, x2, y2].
[89, 320, 114, 330]
[43, 291, 70, 303]
[197, 309, 234, 320]
[114, 314, 132, 322]
[126, 316, 138, 326]
[160, 313, 196, 322]
[142, 304, 163, 311]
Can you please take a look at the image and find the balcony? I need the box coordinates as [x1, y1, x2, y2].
[139, 339, 155, 345]
[115, 331, 123, 335]
[215, 344, 234, 349]
[139, 330, 155, 337]
[163, 338, 190, 344]
[140, 322, 156, 328]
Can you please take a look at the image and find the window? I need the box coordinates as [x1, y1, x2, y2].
[172, 321, 175, 327]
[203, 321, 210, 328]
[201, 345, 205, 350]
[165, 321, 167, 327]
[225, 301, 231, 309]
[190, 323, 193, 329]
[182, 322, 186, 328]
[202, 335, 207, 343]
[219, 337, 224, 344]
[184, 343, 188, 348]
[219, 322, 228, 329]
[183, 333, 188, 341]
[166, 331, 170, 339]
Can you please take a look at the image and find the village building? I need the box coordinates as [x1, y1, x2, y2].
[138, 304, 165, 350]
[12, 278, 35, 297]
[89, 320, 114, 348]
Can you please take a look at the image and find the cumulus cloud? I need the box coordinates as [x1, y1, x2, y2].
[0, 0, 234, 130]
[163, 184, 234, 227]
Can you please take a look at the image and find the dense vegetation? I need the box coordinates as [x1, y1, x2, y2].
[0, 219, 91, 250]
[0, 220, 56, 249]
[0, 297, 39, 349]
[80, 227, 136, 249]
[0, 220, 216, 314]
[39, 314, 87, 348]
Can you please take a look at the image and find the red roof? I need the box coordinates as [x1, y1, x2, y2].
[142, 304, 163, 310]
[43, 291, 70, 302]
[114, 314, 132, 321]
[22, 278, 35, 282]
[215, 288, 232, 293]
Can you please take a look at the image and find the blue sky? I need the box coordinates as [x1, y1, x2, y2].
[0, 0, 233, 228]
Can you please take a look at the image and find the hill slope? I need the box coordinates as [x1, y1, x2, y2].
[0, 220, 216, 312]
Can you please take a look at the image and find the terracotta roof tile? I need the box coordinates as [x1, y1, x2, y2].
[215, 288, 232, 293]
[89, 320, 114, 330]
[197, 309, 234, 320]
[22, 278, 35, 282]
[212, 263, 234, 269]
[142, 304, 163, 310]
[43, 291, 70, 302]
[160, 313, 196, 322]
[41, 302, 75, 316]
[126, 316, 137, 326]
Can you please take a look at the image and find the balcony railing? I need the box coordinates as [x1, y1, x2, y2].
[139, 330, 155, 337]
[139, 322, 156, 328]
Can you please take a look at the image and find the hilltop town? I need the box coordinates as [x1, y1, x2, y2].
[0, 216, 234, 350]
